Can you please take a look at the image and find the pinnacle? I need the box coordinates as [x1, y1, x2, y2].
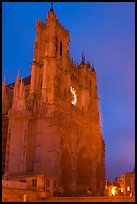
[49, 2, 54, 12]
[3, 76, 6, 86]
[17, 70, 20, 79]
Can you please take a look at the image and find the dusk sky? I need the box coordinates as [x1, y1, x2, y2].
[2, 2, 135, 182]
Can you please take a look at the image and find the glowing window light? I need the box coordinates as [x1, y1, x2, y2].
[111, 187, 116, 196]
[121, 188, 123, 192]
[70, 87, 77, 105]
[127, 186, 130, 191]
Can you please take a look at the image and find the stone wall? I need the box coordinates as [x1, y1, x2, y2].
[2, 187, 49, 202]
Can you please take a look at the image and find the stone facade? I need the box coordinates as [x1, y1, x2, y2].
[121, 170, 135, 196]
[2, 5, 105, 196]
[2, 114, 8, 175]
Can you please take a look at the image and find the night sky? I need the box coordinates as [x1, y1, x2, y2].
[2, 2, 135, 182]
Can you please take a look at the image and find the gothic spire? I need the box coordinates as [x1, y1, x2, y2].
[13, 70, 21, 98]
[46, 2, 56, 20]
[81, 52, 85, 65]
[17, 70, 20, 78]
[49, 2, 54, 12]
[19, 78, 25, 98]
[15, 70, 20, 84]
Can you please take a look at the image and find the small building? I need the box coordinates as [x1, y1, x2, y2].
[113, 169, 135, 196]
[121, 170, 135, 196]
[2, 171, 59, 200]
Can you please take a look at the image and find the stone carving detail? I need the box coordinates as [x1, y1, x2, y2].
[25, 94, 35, 111]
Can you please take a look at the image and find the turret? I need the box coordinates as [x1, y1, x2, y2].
[30, 60, 42, 95]
[79, 52, 88, 75]
[18, 79, 26, 111]
[30, 17, 44, 95]
[89, 64, 100, 124]
[42, 4, 58, 104]
[45, 3, 57, 57]
[91, 63, 97, 98]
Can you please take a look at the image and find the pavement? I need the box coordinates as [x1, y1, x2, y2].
[34, 196, 135, 202]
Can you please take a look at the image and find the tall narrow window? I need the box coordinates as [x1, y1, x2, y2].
[55, 37, 58, 52]
[60, 41, 62, 56]
[32, 178, 37, 186]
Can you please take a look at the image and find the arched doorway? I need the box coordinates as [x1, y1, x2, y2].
[77, 146, 92, 195]
[60, 149, 72, 196]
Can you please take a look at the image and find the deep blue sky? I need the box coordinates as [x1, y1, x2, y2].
[2, 2, 135, 182]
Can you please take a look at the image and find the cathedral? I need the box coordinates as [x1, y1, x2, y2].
[2, 4, 105, 196]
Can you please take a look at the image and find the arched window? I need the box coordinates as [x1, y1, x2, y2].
[60, 41, 62, 56]
[77, 146, 92, 189]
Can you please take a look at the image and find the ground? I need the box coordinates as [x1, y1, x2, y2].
[34, 196, 135, 202]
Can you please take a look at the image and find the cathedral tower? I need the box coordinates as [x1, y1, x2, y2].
[3, 4, 105, 196]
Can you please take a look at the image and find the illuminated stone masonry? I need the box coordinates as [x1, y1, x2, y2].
[2, 5, 105, 196]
